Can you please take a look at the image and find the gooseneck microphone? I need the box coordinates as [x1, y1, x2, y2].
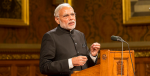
[111, 35, 135, 76]
[111, 35, 124, 42]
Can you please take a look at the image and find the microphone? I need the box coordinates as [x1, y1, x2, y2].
[111, 35, 124, 42]
[111, 35, 135, 76]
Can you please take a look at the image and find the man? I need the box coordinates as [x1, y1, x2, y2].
[40, 3, 100, 76]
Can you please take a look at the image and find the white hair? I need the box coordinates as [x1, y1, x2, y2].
[54, 3, 72, 17]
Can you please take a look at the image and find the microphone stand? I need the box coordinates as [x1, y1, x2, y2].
[121, 42, 123, 76]
[111, 35, 135, 76]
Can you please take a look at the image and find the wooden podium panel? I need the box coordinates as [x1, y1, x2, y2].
[71, 64, 100, 76]
[71, 50, 135, 76]
[100, 50, 135, 76]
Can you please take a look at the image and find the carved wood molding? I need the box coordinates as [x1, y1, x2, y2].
[0, 54, 40, 60]
[0, 51, 150, 60]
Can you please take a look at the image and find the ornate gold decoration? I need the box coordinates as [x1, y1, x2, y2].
[135, 51, 150, 57]
[0, 51, 150, 60]
[0, 54, 40, 60]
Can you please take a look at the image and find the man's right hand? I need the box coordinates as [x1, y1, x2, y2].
[72, 56, 88, 66]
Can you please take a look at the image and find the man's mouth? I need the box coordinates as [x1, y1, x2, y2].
[68, 22, 75, 25]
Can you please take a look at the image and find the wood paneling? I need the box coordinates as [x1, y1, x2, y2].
[135, 58, 150, 76]
[0, 57, 149, 76]
[0, 60, 46, 76]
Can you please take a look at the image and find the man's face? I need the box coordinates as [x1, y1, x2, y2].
[55, 6, 76, 30]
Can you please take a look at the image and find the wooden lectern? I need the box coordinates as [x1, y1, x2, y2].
[71, 49, 135, 76]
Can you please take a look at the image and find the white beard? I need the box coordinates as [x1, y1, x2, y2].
[59, 20, 76, 30]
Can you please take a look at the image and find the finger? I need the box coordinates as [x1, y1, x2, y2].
[93, 45, 100, 49]
[78, 56, 83, 60]
[92, 46, 100, 50]
[83, 58, 88, 61]
[93, 43, 100, 47]
[78, 61, 83, 66]
[80, 56, 87, 59]
[91, 42, 100, 47]
[79, 58, 87, 63]
[93, 43, 100, 46]
[80, 62, 85, 66]
[81, 60, 87, 63]
[79, 58, 87, 62]
[79, 61, 85, 64]
[78, 56, 86, 58]
[91, 44, 95, 47]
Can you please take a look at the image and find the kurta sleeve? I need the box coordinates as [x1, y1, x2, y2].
[39, 33, 70, 75]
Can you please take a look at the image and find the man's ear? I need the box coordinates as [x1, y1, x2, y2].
[55, 17, 60, 24]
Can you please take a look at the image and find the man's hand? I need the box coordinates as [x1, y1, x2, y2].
[72, 56, 88, 66]
[90, 42, 100, 57]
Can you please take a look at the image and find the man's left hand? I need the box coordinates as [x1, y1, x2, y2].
[90, 42, 100, 57]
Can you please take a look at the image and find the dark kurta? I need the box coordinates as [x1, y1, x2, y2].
[40, 25, 96, 76]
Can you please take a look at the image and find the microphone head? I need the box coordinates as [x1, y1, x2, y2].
[111, 35, 118, 41]
[111, 35, 124, 42]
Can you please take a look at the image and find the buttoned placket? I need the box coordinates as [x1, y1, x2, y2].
[69, 32, 79, 55]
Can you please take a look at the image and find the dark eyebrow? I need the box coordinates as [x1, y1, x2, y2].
[64, 12, 75, 15]
[63, 14, 69, 16]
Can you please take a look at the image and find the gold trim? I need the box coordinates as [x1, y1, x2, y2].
[0, 51, 150, 60]
[68, 0, 72, 6]
[0, 54, 39, 60]
[122, 0, 150, 24]
[0, 0, 29, 26]
[134, 51, 150, 57]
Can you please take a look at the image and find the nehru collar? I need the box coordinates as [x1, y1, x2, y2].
[58, 25, 74, 34]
